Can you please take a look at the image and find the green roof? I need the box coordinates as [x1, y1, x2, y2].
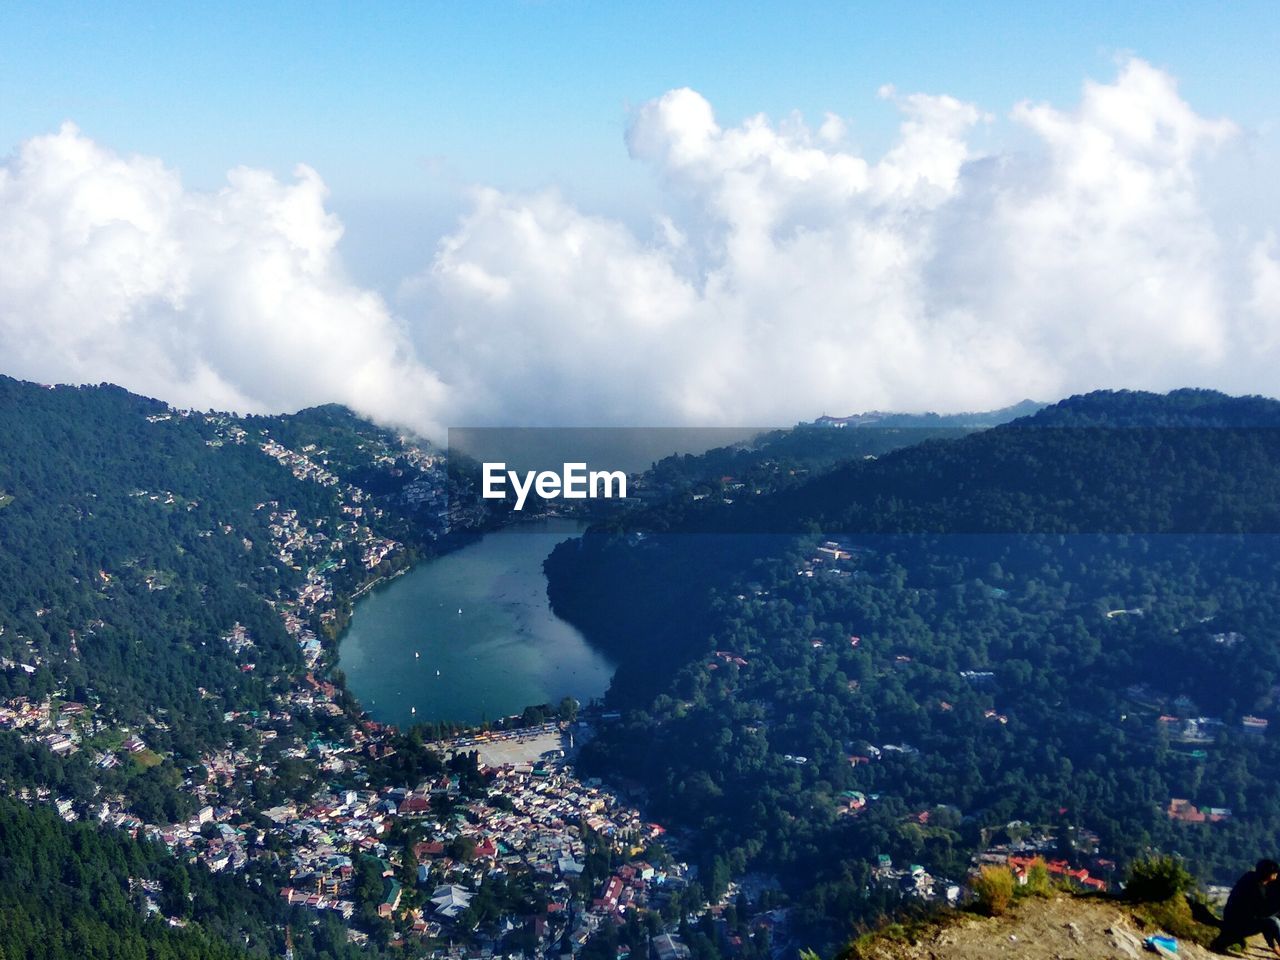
[382, 877, 402, 905]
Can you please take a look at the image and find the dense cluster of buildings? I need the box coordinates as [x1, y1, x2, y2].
[872, 855, 961, 904]
[973, 826, 1114, 894]
[0, 694, 89, 756]
[272, 750, 695, 950]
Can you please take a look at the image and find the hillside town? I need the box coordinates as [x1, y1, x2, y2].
[0, 411, 731, 959]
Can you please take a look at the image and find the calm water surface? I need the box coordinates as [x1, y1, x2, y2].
[338, 518, 613, 727]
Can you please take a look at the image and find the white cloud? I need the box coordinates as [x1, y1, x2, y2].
[404, 186, 700, 425]
[402, 56, 1270, 424]
[0, 123, 446, 432]
[986, 58, 1238, 371]
[1, 58, 1277, 432]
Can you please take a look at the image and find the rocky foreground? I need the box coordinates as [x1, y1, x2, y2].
[850, 895, 1277, 960]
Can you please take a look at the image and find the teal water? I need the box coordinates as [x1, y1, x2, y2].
[338, 518, 613, 727]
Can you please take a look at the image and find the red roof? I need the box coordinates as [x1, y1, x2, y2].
[399, 795, 431, 814]
[413, 840, 445, 859]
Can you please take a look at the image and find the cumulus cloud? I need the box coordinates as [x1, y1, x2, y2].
[0, 123, 445, 431]
[2, 58, 1277, 431]
[402, 56, 1271, 424]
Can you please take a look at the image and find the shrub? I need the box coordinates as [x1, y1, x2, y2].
[971, 866, 1016, 916]
[1021, 857, 1052, 898]
[1134, 892, 1219, 947]
[1126, 854, 1194, 903]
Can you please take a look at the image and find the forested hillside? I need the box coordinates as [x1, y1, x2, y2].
[0, 377, 448, 957]
[634, 402, 1041, 504]
[0, 379, 442, 748]
[545, 389, 1280, 952]
[0, 796, 254, 960]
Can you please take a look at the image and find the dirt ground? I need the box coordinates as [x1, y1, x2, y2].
[454, 729, 567, 767]
[855, 895, 1276, 960]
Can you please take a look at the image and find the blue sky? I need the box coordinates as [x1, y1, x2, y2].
[2, 2, 1274, 205]
[0, 2, 1277, 428]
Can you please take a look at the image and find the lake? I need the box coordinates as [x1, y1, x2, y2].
[337, 517, 614, 727]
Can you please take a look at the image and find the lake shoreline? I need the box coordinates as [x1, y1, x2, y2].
[334, 517, 615, 729]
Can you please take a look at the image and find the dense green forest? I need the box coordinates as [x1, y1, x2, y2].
[0, 794, 253, 960]
[0, 794, 378, 960]
[612, 403, 1041, 529]
[546, 389, 1280, 951]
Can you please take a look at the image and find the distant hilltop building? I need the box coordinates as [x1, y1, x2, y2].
[808, 400, 1044, 429]
[813, 413, 885, 428]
